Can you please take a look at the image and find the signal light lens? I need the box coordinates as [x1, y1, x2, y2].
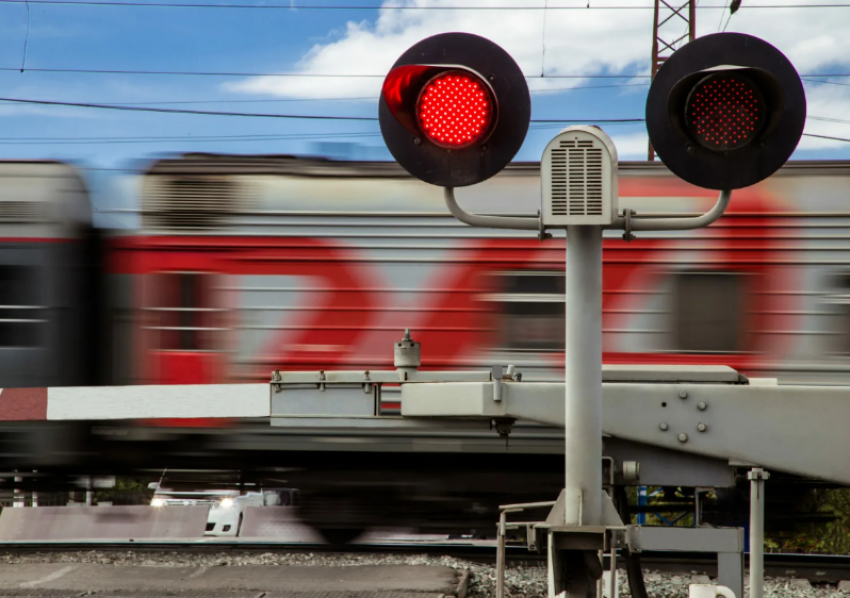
[416, 71, 493, 149]
[686, 73, 766, 151]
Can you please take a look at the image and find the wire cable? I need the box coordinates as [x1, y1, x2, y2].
[3, 65, 850, 79]
[4, 95, 850, 130]
[0, 95, 648, 122]
[0, 1, 846, 9]
[803, 133, 850, 143]
[0, 66, 658, 79]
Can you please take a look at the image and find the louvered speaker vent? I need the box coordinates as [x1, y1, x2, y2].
[549, 139, 603, 217]
[144, 178, 237, 230]
[540, 125, 617, 226]
[0, 201, 48, 223]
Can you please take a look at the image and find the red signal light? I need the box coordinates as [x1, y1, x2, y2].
[416, 71, 493, 149]
[685, 73, 766, 151]
[379, 32, 530, 187]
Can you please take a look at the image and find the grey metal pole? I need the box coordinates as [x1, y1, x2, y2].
[496, 511, 506, 598]
[564, 225, 603, 527]
[748, 468, 769, 598]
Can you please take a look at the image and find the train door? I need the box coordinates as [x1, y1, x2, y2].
[0, 260, 47, 387]
[143, 271, 228, 384]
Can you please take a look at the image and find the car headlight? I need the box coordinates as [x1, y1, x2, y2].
[151, 498, 165, 507]
[219, 498, 234, 508]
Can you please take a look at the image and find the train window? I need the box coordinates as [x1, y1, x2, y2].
[0, 266, 40, 348]
[673, 272, 746, 353]
[823, 272, 850, 355]
[152, 272, 218, 351]
[489, 272, 565, 352]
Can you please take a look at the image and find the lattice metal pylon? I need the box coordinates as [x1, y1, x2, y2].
[648, 0, 696, 161]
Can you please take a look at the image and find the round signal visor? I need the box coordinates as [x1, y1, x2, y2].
[685, 72, 766, 151]
[415, 70, 494, 149]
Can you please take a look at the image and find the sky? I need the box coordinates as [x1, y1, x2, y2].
[1, 0, 850, 220]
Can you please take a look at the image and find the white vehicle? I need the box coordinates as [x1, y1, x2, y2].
[149, 486, 286, 536]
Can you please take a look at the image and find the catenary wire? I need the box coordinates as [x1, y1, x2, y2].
[8, 78, 844, 109]
[0, 123, 622, 146]
[0, 1, 846, 9]
[0, 95, 646, 122]
[4, 66, 850, 79]
[802, 133, 850, 143]
[3, 95, 850, 127]
[0, 129, 844, 146]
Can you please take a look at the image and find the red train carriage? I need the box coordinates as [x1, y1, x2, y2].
[104, 154, 850, 389]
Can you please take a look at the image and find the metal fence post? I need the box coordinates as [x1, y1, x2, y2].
[748, 468, 769, 598]
[496, 510, 507, 598]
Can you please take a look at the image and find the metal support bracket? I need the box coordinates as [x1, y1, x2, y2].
[622, 209, 636, 242]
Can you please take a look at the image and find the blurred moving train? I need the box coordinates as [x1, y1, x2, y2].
[5, 154, 850, 389]
[1, 154, 849, 540]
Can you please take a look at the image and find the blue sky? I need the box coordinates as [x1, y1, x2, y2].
[1, 0, 850, 206]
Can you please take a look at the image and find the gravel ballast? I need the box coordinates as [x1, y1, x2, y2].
[0, 551, 844, 598]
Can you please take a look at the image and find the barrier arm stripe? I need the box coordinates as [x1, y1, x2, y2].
[44, 384, 271, 420]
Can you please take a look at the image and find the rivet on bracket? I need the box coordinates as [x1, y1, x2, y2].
[659, 422, 669, 431]
[678, 433, 689, 443]
[697, 422, 707, 433]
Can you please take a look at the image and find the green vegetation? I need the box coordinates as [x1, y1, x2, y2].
[766, 488, 850, 554]
[93, 477, 155, 505]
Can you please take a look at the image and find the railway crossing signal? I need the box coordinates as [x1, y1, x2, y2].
[378, 30, 807, 598]
[379, 32, 531, 187]
[646, 32, 806, 190]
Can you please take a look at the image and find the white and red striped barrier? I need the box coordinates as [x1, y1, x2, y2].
[0, 385, 270, 421]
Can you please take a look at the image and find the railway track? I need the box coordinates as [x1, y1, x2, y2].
[0, 541, 846, 583]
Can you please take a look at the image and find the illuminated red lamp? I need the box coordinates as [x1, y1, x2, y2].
[685, 72, 766, 151]
[416, 70, 494, 149]
[379, 32, 531, 187]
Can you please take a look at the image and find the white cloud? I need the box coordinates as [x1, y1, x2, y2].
[225, 1, 850, 100]
[223, 0, 850, 156]
[225, 0, 655, 99]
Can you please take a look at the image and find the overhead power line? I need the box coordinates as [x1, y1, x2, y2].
[0, 66, 655, 79]
[0, 96, 379, 119]
[802, 133, 850, 143]
[0, 95, 648, 122]
[0, 1, 846, 8]
[5, 66, 850, 80]
[4, 95, 850, 127]
[0, 122, 615, 146]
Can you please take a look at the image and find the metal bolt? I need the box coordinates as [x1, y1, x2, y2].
[659, 423, 669, 431]
[678, 433, 689, 443]
[698, 401, 707, 411]
[679, 390, 688, 399]
[697, 422, 707, 433]
[413, 137, 421, 145]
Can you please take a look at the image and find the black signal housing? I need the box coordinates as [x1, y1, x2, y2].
[646, 33, 806, 190]
[379, 32, 531, 187]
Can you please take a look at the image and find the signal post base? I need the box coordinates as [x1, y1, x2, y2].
[538, 490, 627, 598]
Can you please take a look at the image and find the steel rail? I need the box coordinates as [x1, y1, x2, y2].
[0, 541, 847, 582]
